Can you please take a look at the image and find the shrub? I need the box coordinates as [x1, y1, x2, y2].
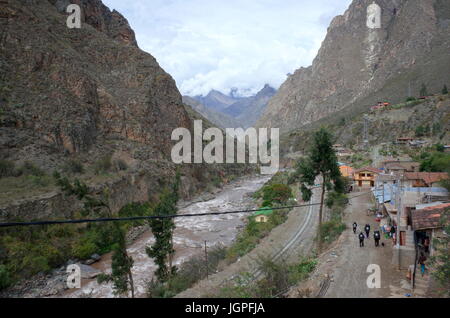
[319, 219, 347, 245]
[0, 265, 11, 290]
[27, 175, 52, 187]
[420, 152, 450, 172]
[18, 161, 45, 177]
[72, 239, 98, 260]
[94, 155, 112, 175]
[20, 255, 50, 276]
[114, 159, 128, 172]
[415, 125, 427, 137]
[62, 159, 84, 174]
[406, 97, 416, 102]
[216, 256, 317, 298]
[0, 160, 15, 178]
[436, 144, 445, 152]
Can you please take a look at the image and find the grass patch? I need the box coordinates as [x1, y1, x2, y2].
[225, 209, 290, 263]
[215, 256, 317, 298]
[62, 159, 85, 175]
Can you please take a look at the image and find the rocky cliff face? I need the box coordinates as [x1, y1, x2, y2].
[0, 0, 252, 220]
[257, 0, 450, 133]
[1, 0, 190, 162]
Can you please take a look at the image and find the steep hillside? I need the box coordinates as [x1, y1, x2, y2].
[257, 0, 450, 133]
[224, 84, 276, 128]
[182, 96, 241, 129]
[0, 0, 252, 220]
[281, 95, 450, 158]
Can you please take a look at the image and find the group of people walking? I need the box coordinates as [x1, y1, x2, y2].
[353, 222, 381, 247]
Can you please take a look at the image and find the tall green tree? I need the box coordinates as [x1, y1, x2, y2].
[53, 172, 135, 297]
[442, 85, 448, 95]
[295, 128, 344, 250]
[429, 209, 450, 295]
[420, 83, 428, 97]
[146, 173, 181, 283]
[97, 224, 135, 298]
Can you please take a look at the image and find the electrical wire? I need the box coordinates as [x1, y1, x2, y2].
[0, 190, 370, 228]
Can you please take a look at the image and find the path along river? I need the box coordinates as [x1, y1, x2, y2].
[64, 174, 271, 298]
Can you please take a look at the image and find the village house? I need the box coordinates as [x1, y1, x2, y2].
[339, 165, 354, 178]
[373, 172, 449, 269]
[373, 174, 397, 207]
[381, 160, 420, 174]
[253, 207, 273, 223]
[411, 202, 450, 257]
[395, 137, 414, 145]
[403, 172, 449, 188]
[353, 167, 382, 188]
[370, 101, 390, 112]
[333, 144, 354, 158]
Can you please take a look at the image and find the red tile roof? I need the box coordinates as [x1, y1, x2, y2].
[412, 203, 450, 230]
[353, 167, 382, 174]
[404, 172, 449, 186]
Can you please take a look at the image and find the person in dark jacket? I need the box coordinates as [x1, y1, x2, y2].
[365, 224, 371, 239]
[353, 222, 358, 234]
[390, 225, 396, 238]
[359, 232, 365, 247]
[374, 230, 381, 247]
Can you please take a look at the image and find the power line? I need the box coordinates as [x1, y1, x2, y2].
[0, 191, 370, 228]
[0, 203, 319, 228]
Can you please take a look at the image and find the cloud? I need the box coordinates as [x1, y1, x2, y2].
[102, 0, 352, 96]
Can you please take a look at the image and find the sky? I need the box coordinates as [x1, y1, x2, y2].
[103, 0, 352, 97]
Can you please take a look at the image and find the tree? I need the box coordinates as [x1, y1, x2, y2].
[429, 209, 450, 295]
[146, 173, 181, 283]
[97, 224, 135, 298]
[443, 85, 448, 95]
[420, 83, 428, 97]
[415, 125, 426, 137]
[53, 172, 135, 297]
[261, 184, 293, 207]
[420, 152, 450, 172]
[295, 128, 344, 250]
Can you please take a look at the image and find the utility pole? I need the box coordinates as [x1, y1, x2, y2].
[204, 241, 209, 280]
[396, 174, 403, 270]
[363, 114, 369, 149]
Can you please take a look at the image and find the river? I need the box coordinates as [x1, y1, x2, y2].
[64, 174, 271, 298]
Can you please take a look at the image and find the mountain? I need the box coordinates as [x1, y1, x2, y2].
[182, 96, 242, 129]
[193, 90, 240, 112]
[226, 84, 277, 128]
[189, 84, 276, 128]
[257, 0, 450, 133]
[0, 0, 252, 219]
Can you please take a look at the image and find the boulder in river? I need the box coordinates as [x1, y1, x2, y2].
[77, 264, 102, 279]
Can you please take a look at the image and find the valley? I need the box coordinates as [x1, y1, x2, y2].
[0, 0, 449, 300]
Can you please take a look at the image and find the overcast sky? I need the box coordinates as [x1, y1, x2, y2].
[103, 0, 352, 97]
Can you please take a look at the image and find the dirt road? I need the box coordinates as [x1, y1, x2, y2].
[321, 191, 402, 298]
